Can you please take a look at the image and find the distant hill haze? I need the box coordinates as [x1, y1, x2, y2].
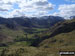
[0, 16, 64, 29]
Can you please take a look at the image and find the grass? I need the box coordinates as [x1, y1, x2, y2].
[0, 45, 75, 56]
[9, 41, 31, 47]
[40, 30, 75, 47]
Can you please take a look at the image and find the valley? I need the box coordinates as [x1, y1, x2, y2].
[0, 17, 75, 56]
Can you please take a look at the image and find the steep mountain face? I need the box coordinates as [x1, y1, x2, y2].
[0, 16, 64, 29]
[0, 17, 18, 30]
[11, 17, 32, 27]
[30, 16, 64, 28]
[49, 19, 75, 37]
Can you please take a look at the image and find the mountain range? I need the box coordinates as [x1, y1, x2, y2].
[0, 16, 64, 29]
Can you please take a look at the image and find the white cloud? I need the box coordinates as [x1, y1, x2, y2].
[35, 1, 49, 6]
[53, 4, 75, 19]
[0, 0, 54, 18]
[0, 4, 13, 11]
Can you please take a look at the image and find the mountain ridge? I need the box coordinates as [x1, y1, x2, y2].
[0, 16, 65, 29]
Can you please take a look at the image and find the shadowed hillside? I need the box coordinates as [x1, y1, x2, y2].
[49, 19, 75, 37]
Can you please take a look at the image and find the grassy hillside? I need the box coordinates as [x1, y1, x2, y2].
[40, 30, 75, 48]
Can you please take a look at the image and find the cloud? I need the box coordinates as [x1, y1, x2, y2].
[0, 0, 54, 18]
[0, 9, 24, 18]
[35, 1, 48, 6]
[53, 4, 75, 19]
[0, 8, 8, 11]
[0, 4, 13, 11]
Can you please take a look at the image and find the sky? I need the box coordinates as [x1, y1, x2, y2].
[0, 0, 75, 19]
